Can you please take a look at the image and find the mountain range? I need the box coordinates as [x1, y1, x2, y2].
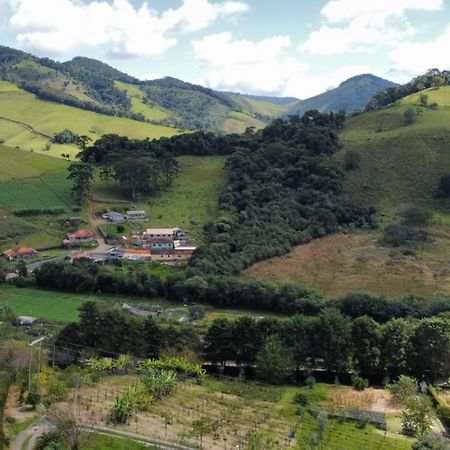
[0, 45, 396, 134]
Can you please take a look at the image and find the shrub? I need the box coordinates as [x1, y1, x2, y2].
[351, 374, 369, 391]
[404, 108, 417, 125]
[305, 376, 316, 389]
[343, 150, 361, 170]
[293, 392, 309, 406]
[437, 174, 450, 198]
[381, 224, 428, 247]
[401, 207, 433, 227]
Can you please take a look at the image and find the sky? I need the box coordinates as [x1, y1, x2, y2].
[0, 0, 449, 99]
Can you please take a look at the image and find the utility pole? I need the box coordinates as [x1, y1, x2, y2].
[27, 337, 45, 393]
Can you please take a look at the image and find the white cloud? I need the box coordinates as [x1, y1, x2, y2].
[389, 24, 450, 75]
[192, 32, 369, 98]
[7, 0, 249, 57]
[300, 0, 443, 55]
[321, 0, 443, 23]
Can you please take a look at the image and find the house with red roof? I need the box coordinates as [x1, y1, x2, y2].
[3, 247, 38, 260]
[64, 230, 95, 247]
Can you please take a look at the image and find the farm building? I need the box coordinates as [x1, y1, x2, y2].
[3, 247, 38, 260]
[126, 210, 149, 221]
[102, 211, 126, 223]
[143, 227, 185, 239]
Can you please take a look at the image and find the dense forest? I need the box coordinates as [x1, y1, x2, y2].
[190, 112, 376, 274]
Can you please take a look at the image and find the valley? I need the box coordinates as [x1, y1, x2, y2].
[1, 42, 450, 450]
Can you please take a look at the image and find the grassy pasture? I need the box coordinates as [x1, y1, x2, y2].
[94, 155, 228, 241]
[0, 81, 180, 157]
[115, 81, 169, 121]
[340, 86, 450, 215]
[0, 145, 67, 181]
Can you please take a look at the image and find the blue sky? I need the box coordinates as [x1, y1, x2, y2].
[1, 0, 449, 98]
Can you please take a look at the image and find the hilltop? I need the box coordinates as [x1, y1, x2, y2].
[0, 46, 396, 137]
[287, 74, 397, 115]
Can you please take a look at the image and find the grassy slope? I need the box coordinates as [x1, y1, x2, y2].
[246, 87, 450, 299]
[94, 155, 227, 242]
[229, 94, 287, 117]
[114, 81, 169, 121]
[0, 81, 179, 158]
[340, 87, 450, 213]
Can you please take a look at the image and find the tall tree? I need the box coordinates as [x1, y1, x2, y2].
[67, 162, 94, 203]
[255, 335, 295, 384]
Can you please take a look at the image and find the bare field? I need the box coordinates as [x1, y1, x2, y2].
[244, 231, 450, 298]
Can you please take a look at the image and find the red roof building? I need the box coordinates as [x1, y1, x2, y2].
[3, 247, 38, 260]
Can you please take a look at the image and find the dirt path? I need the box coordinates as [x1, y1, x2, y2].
[11, 421, 44, 450]
[0, 115, 52, 140]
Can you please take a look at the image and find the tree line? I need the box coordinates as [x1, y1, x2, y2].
[33, 260, 450, 319]
[54, 301, 450, 384]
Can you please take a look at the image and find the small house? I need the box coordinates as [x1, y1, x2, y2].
[65, 230, 95, 246]
[143, 237, 174, 250]
[3, 247, 38, 260]
[102, 211, 126, 223]
[126, 210, 149, 222]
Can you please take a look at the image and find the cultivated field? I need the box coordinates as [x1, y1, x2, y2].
[244, 230, 450, 298]
[68, 377, 411, 450]
[0, 81, 180, 158]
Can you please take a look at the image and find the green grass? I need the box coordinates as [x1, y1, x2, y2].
[340, 85, 450, 216]
[295, 414, 412, 450]
[94, 155, 228, 241]
[229, 94, 288, 117]
[85, 434, 153, 450]
[115, 81, 169, 121]
[0, 80, 180, 158]
[0, 171, 72, 210]
[0, 145, 68, 181]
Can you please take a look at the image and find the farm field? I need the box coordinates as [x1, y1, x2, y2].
[244, 229, 450, 298]
[69, 377, 411, 450]
[94, 155, 228, 242]
[0, 146, 76, 249]
[0, 81, 180, 158]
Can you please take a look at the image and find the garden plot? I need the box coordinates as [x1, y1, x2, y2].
[69, 376, 296, 450]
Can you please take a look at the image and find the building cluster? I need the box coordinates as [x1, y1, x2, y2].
[110, 227, 196, 263]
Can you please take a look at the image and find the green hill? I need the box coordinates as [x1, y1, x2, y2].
[287, 74, 397, 115]
[0, 80, 179, 158]
[340, 86, 450, 215]
[0, 46, 270, 134]
[245, 84, 450, 299]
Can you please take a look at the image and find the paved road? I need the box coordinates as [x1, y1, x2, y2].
[25, 256, 67, 272]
